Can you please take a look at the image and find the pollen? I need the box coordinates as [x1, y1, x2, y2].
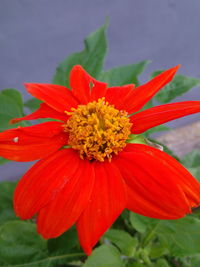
[63, 98, 132, 162]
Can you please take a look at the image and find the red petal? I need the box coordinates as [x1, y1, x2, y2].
[76, 162, 126, 255]
[131, 101, 200, 133]
[0, 122, 67, 161]
[37, 159, 95, 238]
[105, 85, 135, 112]
[25, 83, 79, 113]
[14, 149, 80, 219]
[125, 65, 180, 113]
[113, 144, 200, 219]
[10, 103, 68, 124]
[70, 65, 107, 103]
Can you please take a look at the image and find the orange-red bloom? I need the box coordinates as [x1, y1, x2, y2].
[1, 65, 200, 255]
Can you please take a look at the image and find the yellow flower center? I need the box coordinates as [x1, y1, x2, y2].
[63, 98, 132, 162]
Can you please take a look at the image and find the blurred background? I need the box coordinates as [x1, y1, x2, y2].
[0, 0, 200, 179]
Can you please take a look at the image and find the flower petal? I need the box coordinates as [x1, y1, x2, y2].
[113, 144, 200, 219]
[14, 149, 80, 219]
[70, 65, 107, 103]
[125, 65, 180, 113]
[105, 85, 135, 112]
[37, 159, 95, 239]
[76, 161, 126, 255]
[10, 103, 68, 124]
[131, 101, 200, 134]
[0, 122, 66, 161]
[25, 83, 79, 112]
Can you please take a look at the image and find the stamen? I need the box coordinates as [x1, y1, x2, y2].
[63, 98, 132, 162]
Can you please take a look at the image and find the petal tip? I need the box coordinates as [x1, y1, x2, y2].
[81, 245, 92, 256]
[174, 64, 181, 71]
[71, 64, 84, 73]
[24, 83, 34, 93]
[24, 82, 31, 88]
[9, 118, 17, 124]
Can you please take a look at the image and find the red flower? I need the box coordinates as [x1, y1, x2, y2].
[1, 65, 200, 255]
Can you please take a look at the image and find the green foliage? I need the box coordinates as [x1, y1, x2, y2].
[129, 212, 159, 234]
[83, 245, 124, 267]
[151, 71, 200, 103]
[103, 229, 138, 256]
[0, 89, 28, 165]
[53, 22, 108, 87]
[182, 150, 200, 181]
[126, 263, 145, 267]
[0, 89, 25, 131]
[1, 22, 200, 267]
[128, 213, 200, 262]
[0, 157, 9, 165]
[143, 125, 170, 137]
[188, 254, 200, 267]
[99, 61, 150, 87]
[0, 221, 48, 265]
[149, 240, 169, 259]
[48, 226, 79, 255]
[0, 183, 84, 267]
[155, 217, 200, 257]
[0, 181, 18, 224]
[126, 134, 148, 145]
[25, 98, 42, 112]
[182, 149, 200, 168]
[155, 259, 170, 267]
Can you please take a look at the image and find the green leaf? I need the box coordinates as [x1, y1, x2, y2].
[156, 216, 200, 257]
[0, 253, 85, 267]
[155, 259, 171, 267]
[0, 89, 26, 131]
[0, 89, 23, 115]
[0, 157, 9, 165]
[0, 89, 29, 165]
[143, 125, 170, 137]
[182, 150, 200, 181]
[25, 98, 42, 112]
[126, 134, 148, 145]
[48, 226, 79, 255]
[129, 212, 159, 234]
[187, 167, 200, 181]
[188, 254, 200, 267]
[126, 263, 145, 267]
[149, 240, 169, 259]
[140, 99, 153, 111]
[83, 244, 124, 267]
[151, 71, 200, 103]
[0, 181, 17, 209]
[103, 229, 138, 256]
[0, 221, 48, 265]
[181, 150, 200, 168]
[99, 61, 150, 87]
[24, 98, 55, 124]
[0, 181, 18, 224]
[53, 22, 108, 87]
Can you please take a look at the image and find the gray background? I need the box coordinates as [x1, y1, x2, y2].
[0, 0, 200, 180]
